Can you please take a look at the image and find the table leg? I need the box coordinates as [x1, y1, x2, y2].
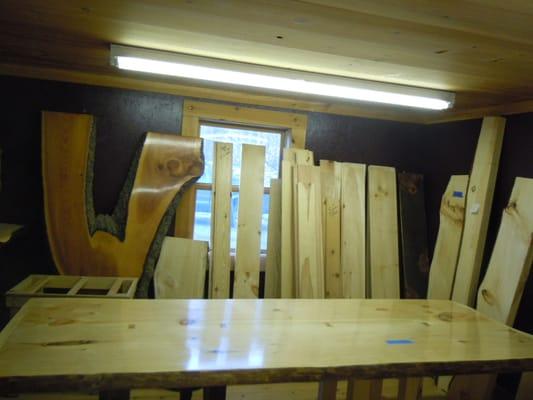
[203, 385, 227, 400]
[99, 389, 130, 400]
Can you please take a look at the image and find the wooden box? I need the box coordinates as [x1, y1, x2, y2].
[5, 274, 138, 316]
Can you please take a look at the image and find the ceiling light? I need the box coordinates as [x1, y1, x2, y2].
[110, 44, 454, 110]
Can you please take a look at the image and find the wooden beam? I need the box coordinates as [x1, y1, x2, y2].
[233, 144, 266, 298]
[340, 162, 366, 299]
[427, 175, 469, 300]
[265, 178, 282, 298]
[209, 142, 233, 299]
[452, 116, 505, 306]
[367, 165, 400, 298]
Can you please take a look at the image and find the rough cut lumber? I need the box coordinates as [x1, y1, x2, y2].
[265, 179, 282, 298]
[154, 237, 208, 299]
[448, 177, 533, 400]
[209, 142, 233, 299]
[280, 149, 314, 298]
[340, 162, 366, 299]
[42, 112, 203, 289]
[398, 172, 429, 299]
[295, 165, 325, 298]
[320, 160, 342, 298]
[427, 175, 469, 300]
[346, 379, 382, 400]
[367, 165, 400, 298]
[452, 116, 505, 307]
[233, 144, 266, 298]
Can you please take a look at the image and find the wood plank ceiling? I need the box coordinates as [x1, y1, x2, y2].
[0, 0, 532, 123]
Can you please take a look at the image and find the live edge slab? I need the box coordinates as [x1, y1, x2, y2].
[1, 298, 533, 394]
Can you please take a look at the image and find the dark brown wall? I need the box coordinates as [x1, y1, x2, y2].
[0, 76, 532, 337]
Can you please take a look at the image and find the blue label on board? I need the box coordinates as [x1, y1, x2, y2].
[452, 191, 464, 198]
[386, 339, 414, 345]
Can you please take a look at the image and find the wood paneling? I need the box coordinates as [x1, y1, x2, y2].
[1, 1, 533, 123]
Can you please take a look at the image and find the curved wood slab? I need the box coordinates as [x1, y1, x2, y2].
[42, 111, 203, 279]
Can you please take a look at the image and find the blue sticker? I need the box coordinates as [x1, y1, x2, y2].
[452, 191, 464, 198]
[386, 339, 414, 345]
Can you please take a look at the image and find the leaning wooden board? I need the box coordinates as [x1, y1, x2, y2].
[42, 112, 203, 278]
[265, 179, 282, 298]
[367, 165, 400, 298]
[1, 298, 533, 394]
[233, 144, 266, 299]
[340, 163, 366, 299]
[295, 165, 325, 299]
[320, 160, 342, 298]
[209, 142, 233, 299]
[452, 116, 505, 307]
[427, 175, 469, 300]
[398, 172, 429, 299]
[154, 237, 208, 299]
[448, 177, 533, 400]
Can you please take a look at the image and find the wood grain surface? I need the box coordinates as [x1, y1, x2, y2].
[1, 298, 533, 393]
[42, 111, 203, 278]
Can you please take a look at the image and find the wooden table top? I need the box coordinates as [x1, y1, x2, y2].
[1, 298, 533, 392]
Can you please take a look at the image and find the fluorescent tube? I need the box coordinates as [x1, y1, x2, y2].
[110, 45, 454, 110]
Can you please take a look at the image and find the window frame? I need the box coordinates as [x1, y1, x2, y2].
[174, 100, 308, 239]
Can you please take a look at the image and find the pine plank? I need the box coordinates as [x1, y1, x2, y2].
[367, 165, 400, 298]
[398, 172, 429, 299]
[346, 379, 382, 400]
[280, 149, 314, 298]
[340, 163, 366, 299]
[295, 165, 325, 298]
[517, 372, 533, 400]
[320, 160, 342, 298]
[209, 142, 234, 299]
[233, 144, 266, 298]
[427, 175, 469, 300]
[476, 177, 533, 324]
[265, 179, 282, 298]
[154, 237, 208, 299]
[448, 177, 533, 400]
[452, 116, 506, 306]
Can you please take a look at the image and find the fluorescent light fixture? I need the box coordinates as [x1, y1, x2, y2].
[110, 44, 454, 110]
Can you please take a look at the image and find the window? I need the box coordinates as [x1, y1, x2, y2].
[193, 123, 283, 251]
[174, 100, 308, 243]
